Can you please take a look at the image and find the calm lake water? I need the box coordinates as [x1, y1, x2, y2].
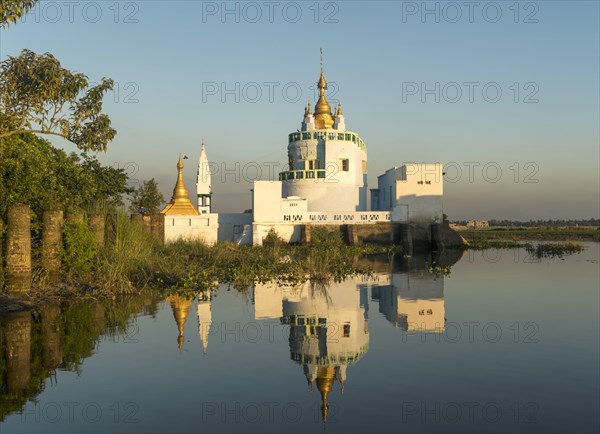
[1, 244, 599, 433]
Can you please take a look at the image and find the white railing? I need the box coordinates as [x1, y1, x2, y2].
[277, 211, 392, 224]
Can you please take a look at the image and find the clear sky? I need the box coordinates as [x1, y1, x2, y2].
[1, 0, 599, 219]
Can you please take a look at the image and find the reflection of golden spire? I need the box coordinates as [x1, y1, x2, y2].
[316, 367, 336, 427]
[314, 68, 334, 129]
[167, 295, 192, 351]
[161, 155, 200, 215]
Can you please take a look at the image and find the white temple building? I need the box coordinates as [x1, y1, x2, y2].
[159, 59, 454, 248]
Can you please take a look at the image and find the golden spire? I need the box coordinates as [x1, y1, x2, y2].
[316, 366, 336, 427]
[314, 70, 334, 129]
[307, 101, 312, 115]
[161, 155, 200, 215]
[336, 102, 342, 117]
[167, 295, 192, 351]
[314, 49, 334, 129]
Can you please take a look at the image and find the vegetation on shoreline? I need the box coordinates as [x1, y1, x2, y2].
[5, 218, 401, 304]
[525, 242, 586, 259]
[460, 226, 599, 244]
[108, 225, 401, 296]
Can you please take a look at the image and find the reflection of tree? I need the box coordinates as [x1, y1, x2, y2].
[0, 291, 162, 421]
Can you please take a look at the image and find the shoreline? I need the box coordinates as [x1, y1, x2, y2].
[1, 236, 594, 316]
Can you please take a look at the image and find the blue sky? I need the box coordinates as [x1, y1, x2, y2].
[1, 0, 599, 219]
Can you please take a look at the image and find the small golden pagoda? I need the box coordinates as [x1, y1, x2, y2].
[161, 155, 199, 215]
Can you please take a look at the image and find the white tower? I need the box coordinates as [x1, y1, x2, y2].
[302, 102, 315, 131]
[280, 65, 368, 212]
[196, 141, 212, 214]
[333, 103, 346, 131]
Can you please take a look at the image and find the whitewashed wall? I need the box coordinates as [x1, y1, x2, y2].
[163, 214, 218, 245]
[217, 213, 253, 245]
[375, 164, 443, 223]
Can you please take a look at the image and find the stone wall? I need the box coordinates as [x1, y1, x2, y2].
[41, 210, 63, 273]
[347, 222, 391, 245]
[5, 204, 31, 285]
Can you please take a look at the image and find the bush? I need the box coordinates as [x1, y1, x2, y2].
[61, 219, 97, 272]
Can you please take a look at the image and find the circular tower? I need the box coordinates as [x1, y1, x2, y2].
[279, 68, 368, 212]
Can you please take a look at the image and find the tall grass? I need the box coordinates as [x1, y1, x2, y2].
[95, 212, 154, 293]
[55, 220, 399, 297]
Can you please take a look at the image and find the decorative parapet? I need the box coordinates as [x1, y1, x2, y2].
[288, 129, 367, 152]
[279, 169, 326, 181]
[263, 211, 393, 224]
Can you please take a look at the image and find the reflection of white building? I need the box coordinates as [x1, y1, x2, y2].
[197, 293, 212, 355]
[253, 275, 382, 425]
[166, 292, 213, 354]
[371, 271, 445, 332]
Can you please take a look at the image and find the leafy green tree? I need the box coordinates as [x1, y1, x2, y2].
[0, 49, 116, 152]
[128, 178, 165, 215]
[0, 0, 37, 28]
[0, 133, 131, 229]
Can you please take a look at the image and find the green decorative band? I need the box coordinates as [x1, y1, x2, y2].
[288, 129, 367, 151]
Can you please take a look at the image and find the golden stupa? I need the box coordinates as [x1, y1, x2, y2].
[314, 69, 334, 129]
[161, 155, 200, 215]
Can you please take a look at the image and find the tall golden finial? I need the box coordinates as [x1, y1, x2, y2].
[314, 48, 334, 129]
[307, 101, 312, 115]
[161, 154, 200, 215]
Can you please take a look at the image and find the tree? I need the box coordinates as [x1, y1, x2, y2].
[0, 133, 131, 230]
[128, 179, 165, 215]
[0, 49, 116, 152]
[0, 0, 37, 28]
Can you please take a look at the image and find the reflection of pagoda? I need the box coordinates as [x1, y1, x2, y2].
[253, 276, 375, 426]
[167, 295, 192, 350]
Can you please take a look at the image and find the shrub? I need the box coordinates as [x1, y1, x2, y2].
[61, 219, 97, 272]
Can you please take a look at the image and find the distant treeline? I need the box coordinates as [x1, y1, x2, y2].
[453, 219, 600, 227]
